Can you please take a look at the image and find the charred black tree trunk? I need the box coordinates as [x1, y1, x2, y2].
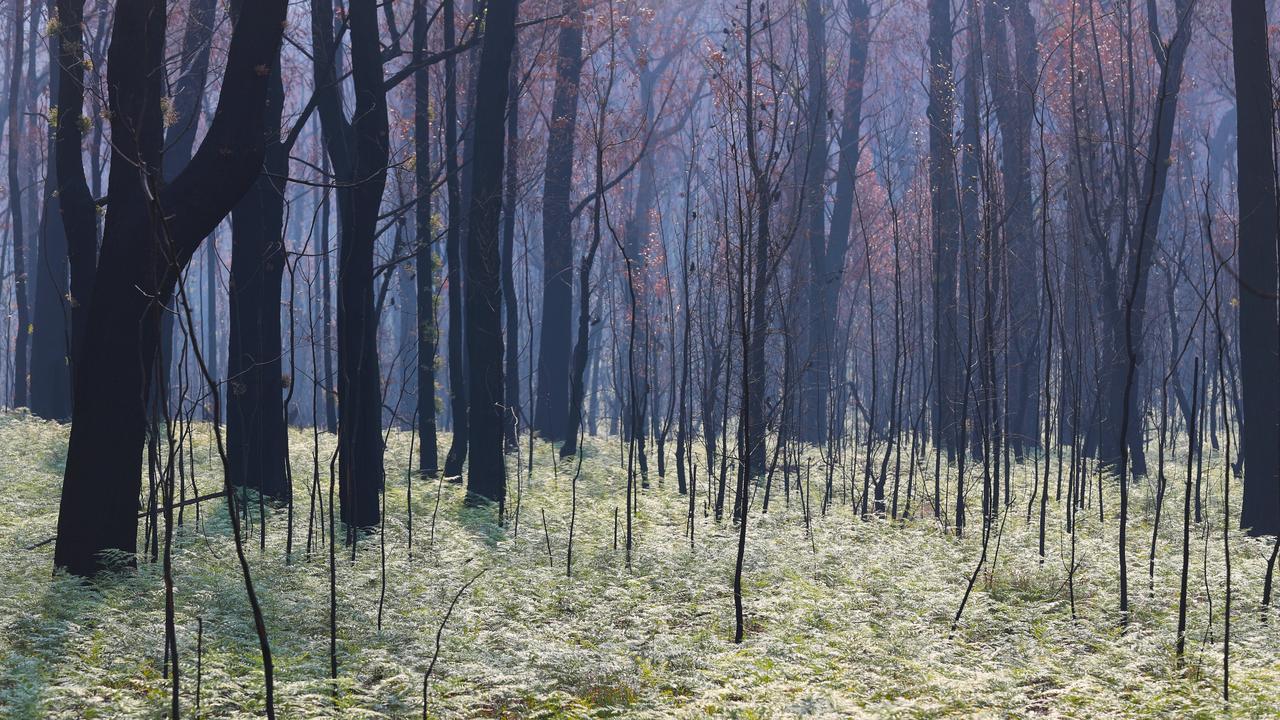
[313, 0, 388, 530]
[561, 110, 607, 461]
[53, 0, 287, 575]
[621, 152, 654, 464]
[1097, 0, 1192, 479]
[955, 0, 983, 468]
[795, 0, 827, 443]
[1231, 0, 1280, 536]
[31, 4, 71, 421]
[157, 0, 218, 403]
[7, 0, 29, 407]
[463, 0, 518, 506]
[414, 0, 440, 475]
[929, 0, 962, 456]
[804, 0, 869, 444]
[501, 40, 522, 452]
[442, 0, 468, 478]
[533, 0, 582, 443]
[227, 48, 290, 500]
[53, 0, 97, 405]
[744, 81, 771, 478]
[983, 0, 1040, 453]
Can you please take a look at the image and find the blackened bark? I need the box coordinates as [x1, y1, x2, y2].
[533, 0, 583, 442]
[561, 136, 606, 460]
[621, 144, 655, 455]
[954, 0, 983, 460]
[53, 0, 96, 400]
[55, 0, 168, 576]
[54, 0, 288, 576]
[744, 50, 771, 478]
[983, 0, 1040, 452]
[502, 41, 521, 452]
[796, 0, 828, 443]
[804, 0, 869, 443]
[442, 0, 469, 478]
[320, 155, 337, 433]
[1098, 0, 1192, 477]
[159, 0, 218, 397]
[1231, 0, 1280, 536]
[929, 0, 962, 455]
[463, 0, 518, 505]
[8, 0, 30, 407]
[227, 48, 290, 500]
[312, 0, 388, 529]
[31, 4, 71, 421]
[414, 0, 440, 475]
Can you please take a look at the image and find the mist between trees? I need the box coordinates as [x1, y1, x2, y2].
[0, 0, 1278, 716]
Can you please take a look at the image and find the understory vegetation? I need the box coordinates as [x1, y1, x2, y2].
[1, 412, 1276, 718]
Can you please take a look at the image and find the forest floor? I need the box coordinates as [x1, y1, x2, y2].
[1, 411, 1278, 718]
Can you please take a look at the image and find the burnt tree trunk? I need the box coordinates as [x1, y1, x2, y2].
[1231, 0, 1280, 536]
[463, 0, 518, 506]
[312, 0, 388, 530]
[1097, 0, 1192, 478]
[227, 48, 290, 500]
[158, 0, 218, 400]
[53, 0, 287, 575]
[31, 3, 71, 421]
[983, 0, 1040, 453]
[533, 0, 583, 443]
[501, 40, 522, 451]
[795, 0, 827, 443]
[414, 0, 440, 474]
[54, 0, 97, 403]
[7, 0, 29, 407]
[929, 0, 962, 456]
[442, 0, 468, 477]
[805, 0, 869, 443]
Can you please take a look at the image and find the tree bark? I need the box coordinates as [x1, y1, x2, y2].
[7, 0, 30, 407]
[227, 44, 289, 500]
[442, 0, 469, 477]
[54, 0, 288, 576]
[795, 0, 828, 443]
[31, 0, 71, 420]
[53, 0, 97, 408]
[312, 0, 389, 530]
[501, 38, 522, 451]
[533, 0, 583, 443]
[929, 0, 962, 455]
[804, 0, 869, 443]
[414, 0, 440, 474]
[983, 0, 1040, 453]
[160, 0, 218, 407]
[1097, 0, 1192, 477]
[1231, 0, 1280, 536]
[463, 0, 518, 506]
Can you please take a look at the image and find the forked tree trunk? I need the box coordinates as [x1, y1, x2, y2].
[54, 0, 288, 575]
[312, 0, 389, 529]
[54, 0, 97, 402]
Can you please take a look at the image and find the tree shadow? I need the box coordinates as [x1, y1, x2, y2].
[454, 494, 506, 547]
